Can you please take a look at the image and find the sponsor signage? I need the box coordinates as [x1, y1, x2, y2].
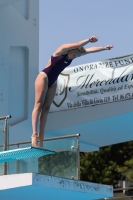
[50, 54, 133, 112]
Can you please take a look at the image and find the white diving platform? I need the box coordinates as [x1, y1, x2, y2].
[0, 173, 113, 200]
[0, 147, 55, 163]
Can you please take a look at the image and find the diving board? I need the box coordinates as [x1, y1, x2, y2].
[0, 147, 55, 163]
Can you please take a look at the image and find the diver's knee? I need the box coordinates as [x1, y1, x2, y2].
[43, 105, 51, 113]
[34, 102, 43, 110]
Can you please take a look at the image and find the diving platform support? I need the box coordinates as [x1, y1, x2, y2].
[0, 173, 113, 200]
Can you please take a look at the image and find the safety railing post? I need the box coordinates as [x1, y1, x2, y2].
[77, 135, 80, 180]
[0, 115, 11, 175]
[3, 118, 8, 175]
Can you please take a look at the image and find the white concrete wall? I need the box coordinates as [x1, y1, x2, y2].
[0, 0, 21, 7]
[0, 0, 39, 142]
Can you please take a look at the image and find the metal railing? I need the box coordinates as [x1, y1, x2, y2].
[8, 133, 80, 179]
[0, 133, 80, 148]
[0, 123, 80, 179]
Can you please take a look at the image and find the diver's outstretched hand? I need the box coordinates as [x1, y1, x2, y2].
[89, 36, 98, 43]
[103, 45, 114, 50]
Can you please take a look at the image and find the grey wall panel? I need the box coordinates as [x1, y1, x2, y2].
[9, 46, 29, 125]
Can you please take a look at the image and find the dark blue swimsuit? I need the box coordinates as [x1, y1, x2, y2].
[42, 54, 73, 87]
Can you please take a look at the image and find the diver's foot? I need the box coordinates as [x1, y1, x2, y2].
[31, 133, 39, 148]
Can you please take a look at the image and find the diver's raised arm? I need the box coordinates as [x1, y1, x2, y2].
[54, 36, 98, 56]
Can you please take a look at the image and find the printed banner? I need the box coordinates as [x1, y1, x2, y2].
[50, 54, 133, 112]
